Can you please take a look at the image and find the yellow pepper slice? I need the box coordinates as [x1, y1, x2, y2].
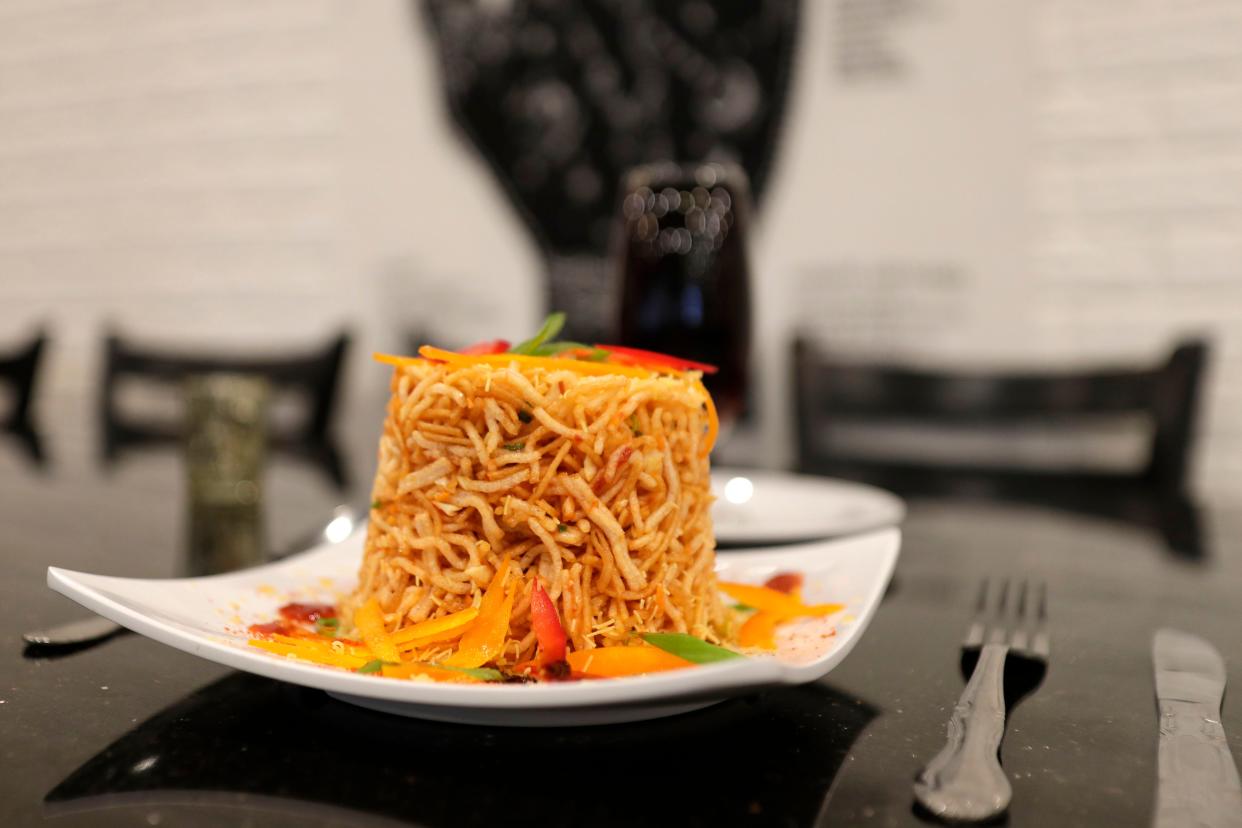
[380, 662, 482, 683]
[265, 633, 369, 659]
[566, 646, 694, 678]
[353, 598, 401, 664]
[444, 584, 515, 668]
[248, 638, 371, 670]
[738, 611, 784, 650]
[718, 582, 843, 618]
[391, 606, 480, 648]
[373, 352, 426, 368]
[443, 560, 513, 668]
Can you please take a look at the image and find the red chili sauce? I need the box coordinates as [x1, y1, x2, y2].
[247, 603, 338, 638]
[278, 602, 336, 624]
[763, 572, 804, 595]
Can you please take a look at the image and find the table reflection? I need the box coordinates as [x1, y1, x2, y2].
[46, 673, 877, 827]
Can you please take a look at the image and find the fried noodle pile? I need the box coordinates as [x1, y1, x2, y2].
[343, 357, 730, 666]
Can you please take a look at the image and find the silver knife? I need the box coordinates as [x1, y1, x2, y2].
[1153, 628, 1242, 828]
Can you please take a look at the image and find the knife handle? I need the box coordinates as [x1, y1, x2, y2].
[914, 642, 1012, 822]
[1155, 700, 1242, 828]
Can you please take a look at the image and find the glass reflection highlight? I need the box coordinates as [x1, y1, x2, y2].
[724, 476, 754, 505]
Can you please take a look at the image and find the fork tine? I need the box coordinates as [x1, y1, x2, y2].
[988, 578, 1010, 645]
[1010, 580, 1030, 652]
[1032, 582, 1050, 657]
[964, 578, 988, 648]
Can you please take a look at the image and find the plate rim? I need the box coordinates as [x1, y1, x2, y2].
[47, 527, 900, 711]
[710, 468, 906, 544]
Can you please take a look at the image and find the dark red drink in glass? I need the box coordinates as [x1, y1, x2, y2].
[615, 162, 753, 434]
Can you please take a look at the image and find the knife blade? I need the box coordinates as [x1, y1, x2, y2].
[22, 615, 125, 648]
[1153, 628, 1242, 828]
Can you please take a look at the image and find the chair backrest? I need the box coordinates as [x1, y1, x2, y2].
[793, 338, 1209, 491]
[99, 331, 350, 484]
[0, 331, 47, 429]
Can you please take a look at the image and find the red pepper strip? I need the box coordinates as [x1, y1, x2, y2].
[459, 339, 511, 355]
[529, 579, 568, 666]
[593, 344, 719, 374]
[511, 659, 540, 676]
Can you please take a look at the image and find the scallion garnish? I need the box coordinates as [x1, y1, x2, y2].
[529, 340, 590, 357]
[509, 312, 566, 355]
[504, 442, 525, 451]
[557, 523, 569, 532]
[641, 632, 744, 664]
[357, 660, 386, 674]
[315, 617, 340, 636]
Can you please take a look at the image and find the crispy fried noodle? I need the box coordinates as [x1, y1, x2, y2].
[343, 357, 730, 666]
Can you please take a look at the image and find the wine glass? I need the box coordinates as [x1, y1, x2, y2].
[615, 161, 752, 435]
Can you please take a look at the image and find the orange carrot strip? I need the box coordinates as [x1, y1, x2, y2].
[353, 598, 401, 663]
[565, 646, 694, 678]
[373, 352, 427, 368]
[391, 607, 480, 646]
[738, 611, 783, 650]
[718, 582, 842, 618]
[267, 633, 369, 658]
[443, 560, 513, 668]
[247, 638, 370, 670]
[380, 663, 482, 683]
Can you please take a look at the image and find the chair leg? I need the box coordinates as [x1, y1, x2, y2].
[1157, 493, 1205, 561]
[4, 421, 46, 468]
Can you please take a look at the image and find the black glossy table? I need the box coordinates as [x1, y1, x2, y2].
[4, 424, 1241, 827]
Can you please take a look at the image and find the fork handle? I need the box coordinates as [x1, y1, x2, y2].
[914, 642, 1013, 822]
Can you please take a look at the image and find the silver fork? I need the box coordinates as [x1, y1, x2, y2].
[914, 578, 1050, 822]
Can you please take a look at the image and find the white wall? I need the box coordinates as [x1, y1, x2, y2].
[2, 0, 1239, 494]
[0, 0, 540, 477]
[758, 0, 1241, 493]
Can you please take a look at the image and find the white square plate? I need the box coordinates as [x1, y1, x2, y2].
[711, 468, 906, 545]
[48, 527, 900, 727]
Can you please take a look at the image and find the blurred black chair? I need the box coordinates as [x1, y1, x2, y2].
[793, 337, 1210, 559]
[100, 331, 350, 488]
[0, 331, 48, 464]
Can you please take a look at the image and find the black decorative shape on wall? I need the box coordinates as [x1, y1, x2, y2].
[420, 0, 799, 261]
